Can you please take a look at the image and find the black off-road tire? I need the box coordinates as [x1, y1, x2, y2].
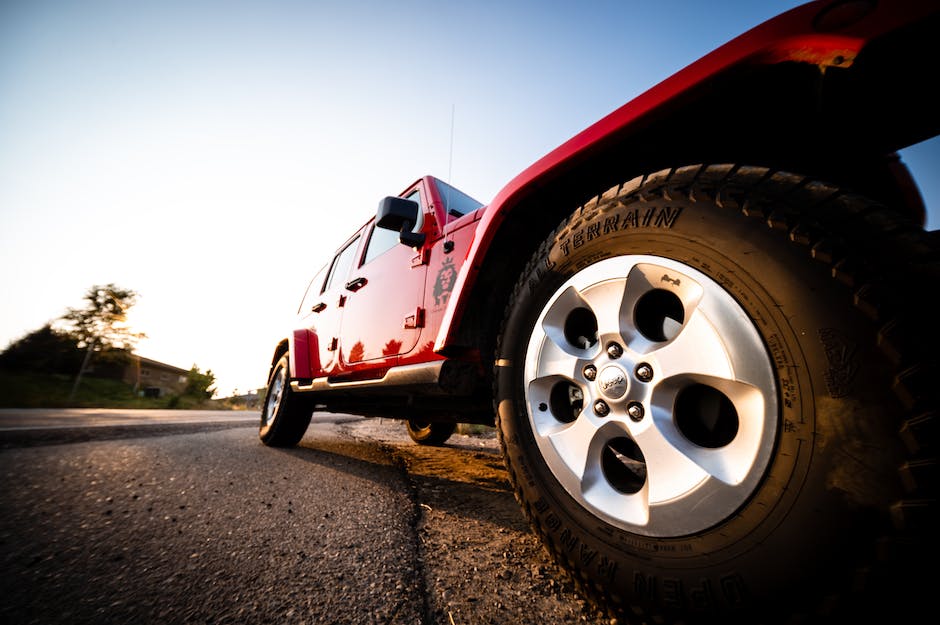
[406, 419, 456, 446]
[494, 164, 937, 624]
[259, 351, 314, 447]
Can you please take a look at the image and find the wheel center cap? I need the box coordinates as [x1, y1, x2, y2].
[598, 366, 628, 399]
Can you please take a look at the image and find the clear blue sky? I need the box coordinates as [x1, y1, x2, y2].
[2, 0, 937, 397]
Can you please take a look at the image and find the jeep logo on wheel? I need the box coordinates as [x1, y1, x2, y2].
[598, 366, 628, 399]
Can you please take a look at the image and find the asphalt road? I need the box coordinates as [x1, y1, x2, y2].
[0, 410, 612, 625]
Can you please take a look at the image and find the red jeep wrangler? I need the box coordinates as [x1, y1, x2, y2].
[260, 1, 938, 622]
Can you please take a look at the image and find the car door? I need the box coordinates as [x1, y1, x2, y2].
[336, 186, 430, 369]
[305, 231, 364, 377]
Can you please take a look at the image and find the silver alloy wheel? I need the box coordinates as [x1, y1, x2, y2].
[524, 255, 777, 537]
[263, 362, 287, 428]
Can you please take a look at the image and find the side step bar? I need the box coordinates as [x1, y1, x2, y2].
[291, 361, 444, 393]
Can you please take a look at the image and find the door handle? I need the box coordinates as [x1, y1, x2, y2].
[311, 302, 327, 313]
[345, 277, 367, 292]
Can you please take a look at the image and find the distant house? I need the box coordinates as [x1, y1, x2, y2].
[123, 355, 189, 398]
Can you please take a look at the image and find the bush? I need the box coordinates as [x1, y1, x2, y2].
[0, 325, 82, 375]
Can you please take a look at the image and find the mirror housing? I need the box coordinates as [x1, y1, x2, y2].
[376, 196, 426, 247]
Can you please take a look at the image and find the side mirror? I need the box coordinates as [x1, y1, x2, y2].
[376, 196, 426, 247]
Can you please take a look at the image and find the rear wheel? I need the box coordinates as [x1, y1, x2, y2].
[259, 351, 313, 447]
[406, 419, 456, 446]
[495, 165, 937, 624]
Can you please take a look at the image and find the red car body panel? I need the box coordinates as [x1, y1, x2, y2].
[432, 0, 940, 354]
[289, 175, 483, 383]
[289, 328, 317, 380]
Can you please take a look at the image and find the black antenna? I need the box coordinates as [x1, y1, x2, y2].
[445, 103, 456, 225]
[447, 103, 455, 184]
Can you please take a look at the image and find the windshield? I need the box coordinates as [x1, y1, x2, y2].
[436, 179, 484, 218]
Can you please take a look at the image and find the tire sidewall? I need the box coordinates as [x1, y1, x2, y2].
[259, 353, 292, 444]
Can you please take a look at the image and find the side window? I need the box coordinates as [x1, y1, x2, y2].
[325, 236, 361, 291]
[362, 189, 422, 265]
[297, 264, 328, 315]
[436, 179, 483, 218]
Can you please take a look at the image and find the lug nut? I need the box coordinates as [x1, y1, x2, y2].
[593, 400, 610, 417]
[627, 402, 645, 422]
[583, 365, 597, 381]
[635, 363, 653, 383]
[606, 342, 623, 359]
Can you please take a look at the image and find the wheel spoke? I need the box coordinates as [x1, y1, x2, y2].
[544, 414, 600, 481]
[530, 334, 582, 380]
[527, 375, 585, 434]
[629, 413, 708, 502]
[540, 285, 600, 357]
[581, 475, 651, 526]
[580, 425, 653, 525]
[619, 262, 704, 354]
[652, 374, 769, 485]
[652, 311, 735, 380]
[577, 280, 629, 344]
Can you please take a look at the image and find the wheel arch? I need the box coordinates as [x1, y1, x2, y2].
[435, 0, 939, 364]
[268, 339, 290, 382]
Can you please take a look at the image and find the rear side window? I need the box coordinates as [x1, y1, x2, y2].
[325, 236, 361, 291]
[297, 264, 328, 315]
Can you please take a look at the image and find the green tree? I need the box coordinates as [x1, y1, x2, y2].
[184, 365, 216, 400]
[0, 324, 82, 374]
[59, 283, 145, 400]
